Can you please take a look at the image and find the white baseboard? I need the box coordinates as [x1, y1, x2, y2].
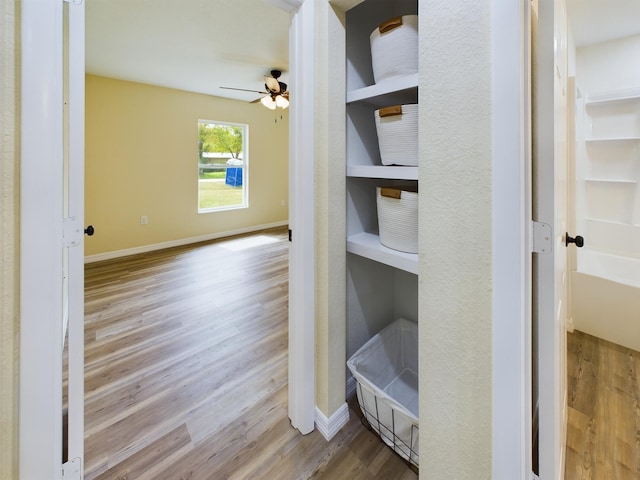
[314, 403, 350, 441]
[566, 316, 575, 333]
[84, 221, 288, 263]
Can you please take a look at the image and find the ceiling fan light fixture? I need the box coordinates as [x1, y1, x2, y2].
[261, 95, 277, 110]
[275, 95, 289, 109]
[221, 68, 291, 110]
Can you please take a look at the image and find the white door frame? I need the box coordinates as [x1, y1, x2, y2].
[66, 0, 86, 470]
[20, 0, 65, 478]
[263, 0, 316, 435]
[491, 0, 532, 477]
[285, 0, 316, 434]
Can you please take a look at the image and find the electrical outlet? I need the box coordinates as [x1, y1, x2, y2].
[140, 215, 148, 225]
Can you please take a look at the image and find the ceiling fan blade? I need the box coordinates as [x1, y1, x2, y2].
[264, 76, 280, 94]
[220, 86, 269, 94]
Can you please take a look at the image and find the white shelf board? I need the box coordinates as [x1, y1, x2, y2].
[585, 178, 637, 184]
[347, 232, 418, 274]
[346, 73, 419, 104]
[585, 137, 640, 144]
[586, 88, 640, 106]
[347, 165, 418, 180]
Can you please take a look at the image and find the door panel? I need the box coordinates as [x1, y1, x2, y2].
[65, 0, 86, 470]
[532, 0, 569, 478]
[20, 1, 65, 478]
[20, 0, 85, 477]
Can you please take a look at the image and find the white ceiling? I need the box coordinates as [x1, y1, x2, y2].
[566, 0, 640, 46]
[85, 0, 291, 103]
[86, 0, 640, 101]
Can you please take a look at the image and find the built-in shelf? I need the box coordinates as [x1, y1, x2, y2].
[578, 86, 640, 277]
[585, 137, 640, 144]
[347, 73, 419, 105]
[347, 232, 418, 275]
[585, 88, 640, 107]
[347, 165, 418, 180]
[585, 178, 637, 184]
[344, 0, 420, 365]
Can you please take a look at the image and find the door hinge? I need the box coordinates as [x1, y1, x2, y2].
[288, 229, 292, 242]
[62, 458, 82, 479]
[531, 220, 552, 254]
[63, 217, 83, 248]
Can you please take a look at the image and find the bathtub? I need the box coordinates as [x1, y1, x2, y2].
[571, 249, 640, 352]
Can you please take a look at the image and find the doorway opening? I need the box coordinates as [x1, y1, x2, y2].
[564, 1, 640, 476]
[82, 1, 292, 476]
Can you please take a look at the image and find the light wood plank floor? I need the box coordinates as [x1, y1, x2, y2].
[82, 227, 417, 479]
[565, 330, 640, 480]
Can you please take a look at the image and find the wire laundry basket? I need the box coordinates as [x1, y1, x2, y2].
[347, 318, 419, 469]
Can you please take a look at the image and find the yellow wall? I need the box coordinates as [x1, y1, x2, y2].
[1, 0, 19, 478]
[313, 1, 347, 419]
[85, 75, 289, 256]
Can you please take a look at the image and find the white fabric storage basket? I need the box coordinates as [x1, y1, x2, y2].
[370, 15, 418, 84]
[374, 104, 418, 166]
[376, 187, 418, 254]
[347, 318, 419, 467]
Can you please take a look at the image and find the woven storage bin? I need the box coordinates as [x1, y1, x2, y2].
[377, 187, 418, 254]
[374, 104, 418, 166]
[370, 15, 418, 84]
[347, 318, 419, 467]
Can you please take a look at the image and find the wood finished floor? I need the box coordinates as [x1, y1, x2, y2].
[82, 227, 417, 480]
[565, 330, 640, 480]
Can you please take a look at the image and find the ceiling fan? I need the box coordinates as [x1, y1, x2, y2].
[221, 69, 290, 110]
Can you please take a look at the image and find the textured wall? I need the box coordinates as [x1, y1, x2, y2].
[85, 75, 289, 256]
[314, 0, 347, 417]
[419, 1, 493, 478]
[0, 0, 19, 478]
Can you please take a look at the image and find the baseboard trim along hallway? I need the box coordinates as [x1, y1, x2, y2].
[84, 221, 289, 263]
[315, 403, 350, 441]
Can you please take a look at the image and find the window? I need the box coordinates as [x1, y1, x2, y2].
[198, 120, 248, 212]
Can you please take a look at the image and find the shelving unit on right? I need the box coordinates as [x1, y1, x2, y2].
[571, 85, 640, 352]
[345, 0, 418, 358]
[344, 0, 419, 376]
[577, 89, 640, 260]
[343, 1, 420, 469]
[346, 76, 419, 276]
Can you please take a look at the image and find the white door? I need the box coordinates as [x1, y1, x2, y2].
[287, 0, 316, 435]
[532, 0, 570, 478]
[20, 0, 85, 478]
[64, 0, 86, 475]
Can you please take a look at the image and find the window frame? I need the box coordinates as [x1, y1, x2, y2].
[197, 119, 249, 213]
